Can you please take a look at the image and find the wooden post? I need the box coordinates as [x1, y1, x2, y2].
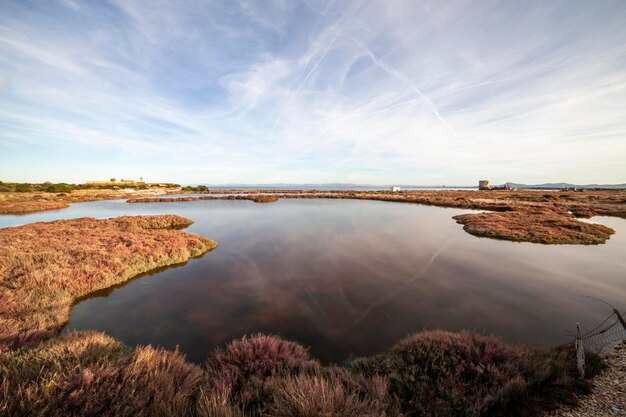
[576, 323, 585, 380]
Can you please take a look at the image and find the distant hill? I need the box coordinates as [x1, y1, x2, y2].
[504, 182, 626, 190]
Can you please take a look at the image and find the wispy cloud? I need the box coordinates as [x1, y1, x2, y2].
[0, 0, 625, 184]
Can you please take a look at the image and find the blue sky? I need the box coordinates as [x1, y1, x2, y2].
[1, 0, 625, 185]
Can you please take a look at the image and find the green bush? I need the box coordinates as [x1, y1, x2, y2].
[182, 185, 209, 192]
[14, 183, 32, 192]
[42, 183, 74, 193]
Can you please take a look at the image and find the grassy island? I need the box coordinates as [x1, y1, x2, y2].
[0, 215, 216, 350]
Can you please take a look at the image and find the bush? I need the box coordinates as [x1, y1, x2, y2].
[1, 332, 204, 417]
[351, 330, 602, 417]
[42, 183, 74, 193]
[204, 334, 320, 411]
[182, 185, 209, 192]
[14, 183, 31, 192]
[1, 330, 605, 417]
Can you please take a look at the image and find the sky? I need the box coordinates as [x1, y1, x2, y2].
[0, 0, 625, 185]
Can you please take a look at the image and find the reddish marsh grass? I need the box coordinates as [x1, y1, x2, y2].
[0, 215, 217, 350]
[453, 209, 614, 244]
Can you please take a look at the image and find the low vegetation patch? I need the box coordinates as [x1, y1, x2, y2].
[453, 209, 615, 244]
[0, 330, 602, 417]
[0, 215, 217, 350]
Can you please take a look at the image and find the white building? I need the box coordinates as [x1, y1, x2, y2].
[390, 186, 401, 192]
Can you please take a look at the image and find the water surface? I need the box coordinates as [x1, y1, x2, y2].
[2, 199, 624, 363]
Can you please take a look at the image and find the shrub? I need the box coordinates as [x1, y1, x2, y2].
[351, 330, 602, 417]
[1, 332, 204, 417]
[204, 334, 320, 411]
[207, 334, 319, 381]
[14, 183, 31, 192]
[0, 331, 125, 416]
[42, 183, 74, 193]
[0, 331, 605, 417]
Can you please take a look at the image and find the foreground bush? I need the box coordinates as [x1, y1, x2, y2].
[1, 331, 203, 417]
[0, 331, 604, 417]
[351, 330, 603, 417]
[204, 334, 321, 412]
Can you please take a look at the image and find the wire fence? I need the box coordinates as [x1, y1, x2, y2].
[579, 308, 626, 355]
[568, 297, 626, 379]
[567, 297, 626, 358]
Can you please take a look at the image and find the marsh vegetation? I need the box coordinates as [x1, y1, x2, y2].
[0, 330, 602, 417]
[131, 189, 626, 244]
[0, 215, 216, 350]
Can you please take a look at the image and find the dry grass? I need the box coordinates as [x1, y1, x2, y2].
[1, 331, 204, 417]
[0, 215, 217, 350]
[264, 373, 394, 417]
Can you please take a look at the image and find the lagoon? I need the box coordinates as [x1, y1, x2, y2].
[2, 198, 625, 363]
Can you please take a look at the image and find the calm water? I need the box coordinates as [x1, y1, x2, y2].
[2, 199, 625, 363]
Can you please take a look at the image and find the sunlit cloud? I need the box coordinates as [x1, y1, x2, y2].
[0, 0, 625, 184]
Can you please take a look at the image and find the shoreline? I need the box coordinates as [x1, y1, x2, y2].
[127, 189, 626, 245]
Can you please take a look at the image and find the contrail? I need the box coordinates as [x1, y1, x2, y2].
[353, 39, 457, 137]
[348, 238, 452, 329]
[271, 25, 343, 131]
